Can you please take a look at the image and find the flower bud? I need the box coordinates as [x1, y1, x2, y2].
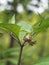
[24, 34, 31, 42]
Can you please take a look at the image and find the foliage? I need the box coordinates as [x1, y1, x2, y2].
[0, 17, 49, 65]
[17, 21, 33, 41]
[33, 18, 49, 35]
[0, 0, 49, 65]
[33, 56, 49, 65]
[0, 23, 20, 37]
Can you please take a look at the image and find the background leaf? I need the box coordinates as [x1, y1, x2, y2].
[33, 56, 49, 65]
[33, 18, 49, 35]
[7, 58, 17, 65]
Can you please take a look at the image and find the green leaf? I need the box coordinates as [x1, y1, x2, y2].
[17, 21, 33, 41]
[19, 30, 27, 41]
[0, 47, 19, 58]
[33, 56, 49, 65]
[17, 21, 33, 33]
[7, 58, 17, 65]
[33, 18, 49, 35]
[0, 23, 20, 37]
[3, 48, 17, 56]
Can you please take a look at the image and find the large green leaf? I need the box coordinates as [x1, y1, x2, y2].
[17, 21, 33, 41]
[0, 23, 20, 37]
[33, 56, 49, 65]
[33, 18, 49, 35]
[19, 30, 27, 42]
[17, 21, 33, 33]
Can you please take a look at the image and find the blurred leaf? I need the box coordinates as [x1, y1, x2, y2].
[0, 58, 17, 65]
[33, 56, 49, 65]
[20, 0, 31, 6]
[0, 61, 5, 65]
[19, 30, 27, 41]
[7, 58, 17, 65]
[17, 21, 33, 41]
[9, 15, 15, 24]
[17, 21, 33, 33]
[0, 11, 13, 23]
[0, 23, 20, 37]
[33, 18, 49, 35]
[1, 48, 18, 57]
[4, 48, 17, 53]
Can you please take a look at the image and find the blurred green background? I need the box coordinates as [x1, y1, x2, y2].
[0, 0, 49, 65]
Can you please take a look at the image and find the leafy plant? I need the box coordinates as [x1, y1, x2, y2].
[0, 0, 49, 65]
[0, 17, 49, 65]
[0, 21, 33, 65]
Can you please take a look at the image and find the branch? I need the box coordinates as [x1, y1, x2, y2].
[9, 32, 21, 46]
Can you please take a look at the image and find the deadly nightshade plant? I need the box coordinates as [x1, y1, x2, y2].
[0, 16, 49, 65]
[0, 21, 36, 65]
[0, 12, 49, 65]
[0, 0, 49, 65]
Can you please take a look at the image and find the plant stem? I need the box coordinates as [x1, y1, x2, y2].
[17, 46, 23, 65]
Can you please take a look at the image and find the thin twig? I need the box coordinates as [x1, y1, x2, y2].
[9, 32, 21, 46]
